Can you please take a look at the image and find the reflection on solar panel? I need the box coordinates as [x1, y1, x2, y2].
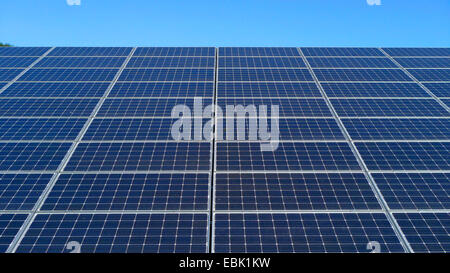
[0, 47, 448, 253]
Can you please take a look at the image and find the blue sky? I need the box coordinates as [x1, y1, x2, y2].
[1, 0, 449, 47]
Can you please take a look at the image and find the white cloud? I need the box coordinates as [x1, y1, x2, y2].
[67, 0, 81, 6]
[367, 0, 381, 5]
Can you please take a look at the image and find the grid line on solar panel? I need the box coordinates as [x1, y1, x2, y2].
[355, 142, 450, 171]
[0, 142, 72, 171]
[372, 173, 450, 210]
[0, 57, 38, 68]
[15, 213, 209, 253]
[213, 213, 405, 253]
[218, 57, 306, 68]
[214, 173, 381, 211]
[330, 99, 449, 117]
[0, 47, 50, 57]
[0, 214, 28, 253]
[406, 69, 450, 81]
[216, 142, 361, 171]
[301, 48, 385, 57]
[218, 68, 313, 81]
[133, 47, 215, 57]
[383, 48, 450, 57]
[0, 98, 99, 117]
[217, 98, 332, 117]
[109, 82, 214, 97]
[217, 82, 320, 97]
[126, 57, 215, 68]
[64, 142, 211, 172]
[97, 98, 213, 117]
[118, 68, 214, 81]
[321, 82, 430, 97]
[17, 68, 120, 82]
[422, 83, 450, 97]
[0, 174, 53, 210]
[34, 57, 126, 68]
[41, 173, 210, 211]
[48, 47, 133, 57]
[443, 99, 450, 107]
[0, 82, 110, 98]
[219, 48, 301, 57]
[394, 58, 450, 68]
[313, 68, 412, 81]
[307, 57, 397, 68]
[0, 118, 87, 141]
[394, 213, 450, 253]
[342, 118, 450, 140]
[0, 69, 24, 81]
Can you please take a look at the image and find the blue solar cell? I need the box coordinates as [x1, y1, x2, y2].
[0, 118, 86, 141]
[331, 99, 449, 117]
[127, 57, 215, 68]
[394, 213, 450, 253]
[216, 142, 360, 171]
[383, 48, 450, 57]
[373, 173, 450, 210]
[423, 83, 450, 97]
[98, 98, 213, 117]
[118, 68, 214, 81]
[0, 47, 50, 57]
[307, 57, 396, 68]
[133, 47, 215, 57]
[0, 142, 71, 171]
[35, 57, 126, 68]
[217, 82, 320, 97]
[302, 47, 384, 57]
[219, 57, 306, 68]
[356, 142, 450, 171]
[395, 58, 450, 68]
[321, 82, 430, 97]
[313, 68, 411, 81]
[64, 142, 211, 171]
[1, 82, 110, 98]
[218, 68, 313, 81]
[408, 69, 450, 81]
[18, 68, 119, 82]
[342, 118, 450, 140]
[218, 98, 332, 117]
[0, 69, 23, 81]
[0, 174, 52, 210]
[48, 47, 133, 57]
[0, 98, 99, 117]
[0, 57, 37, 68]
[0, 214, 28, 253]
[42, 173, 209, 211]
[109, 82, 214, 97]
[16, 213, 208, 253]
[443, 99, 450, 107]
[219, 47, 300, 57]
[214, 213, 404, 253]
[215, 173, 380, 210]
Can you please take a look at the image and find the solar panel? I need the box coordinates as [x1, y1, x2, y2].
[382, 48, 450, 57]
[217, 82, 320, 97]
[48, 47, 133, 57]
[127, 57, 215, 68]
[109, 82, 214, 97]
[1, 82, 110, 98]
[394, 58, 450, 68]
[219, 47, 300, 57]
[0, 57, 38, 68]
[133, 47, 215, 57]
[0, 69, 24, 81]
[0, 214, 28, 252]
[407, 69, 450, 81]
[302, 47, 384, 57]
[18, 68, 119, 82]
[313, 68, 412, 81]
[118, 68, 214, 82]
[218, 68, 313, 81]
[35, 57, 126, 68]
[307, 57, 396, 68]
[422, 83, 450, 97]
[219, 57, 306, 68]
[0, 47, 50, 57]
[321, 82, 430, 97]
[443, 99, 450, 107]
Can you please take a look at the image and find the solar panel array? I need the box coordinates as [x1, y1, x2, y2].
[0, 47, 448, 253]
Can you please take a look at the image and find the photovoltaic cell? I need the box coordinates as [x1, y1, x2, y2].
[218, 68, 313, 81]
[109, 82, 214, 97]
[0, 118, 87, 141]
[0, 142, 71, 171]
[0, 82, 110, 98]
[64, 142, 211, 171]
[42, 173, 210, 211]
[216, 142, 360, 171]
[307, 57, 396, 68]
[215, 173, 380, 210]
[302, 47, 384, 57]
[0, 214, 28, 253]
[219, 57, 306, 68]
[313, 68, 411, 82]
[0, 47, 50, 57]
[0, 57, 37, 68]
[407, 69, 450, 81]
[0, 69, 24, 81]
[372, 173, 450, 210]
[331, 99, 449, 117]
[423, 83, 450, 97]
[342, 118, 450, 140]
[18, 68, 119, 82]
[127, 57, 215, 68]
[219, 47, 300, 57]
[35, 57, 126, 68]
[16, 213, 208, 253]
[383, 48, 450, 57]
[443, 99, 450, 107]
[217, 82, 320, 97]
[48, 47, 133, 57]
[0, 174, 53, 210]
[394, 213, 450, 253]
[394, 58, 450, 68]
[214, 213, 404, 253]
[133, 47, 215, 57]
[118, 68, 214, 82]
[321, 82, 430, 97]
[355, 142, 450, 171]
